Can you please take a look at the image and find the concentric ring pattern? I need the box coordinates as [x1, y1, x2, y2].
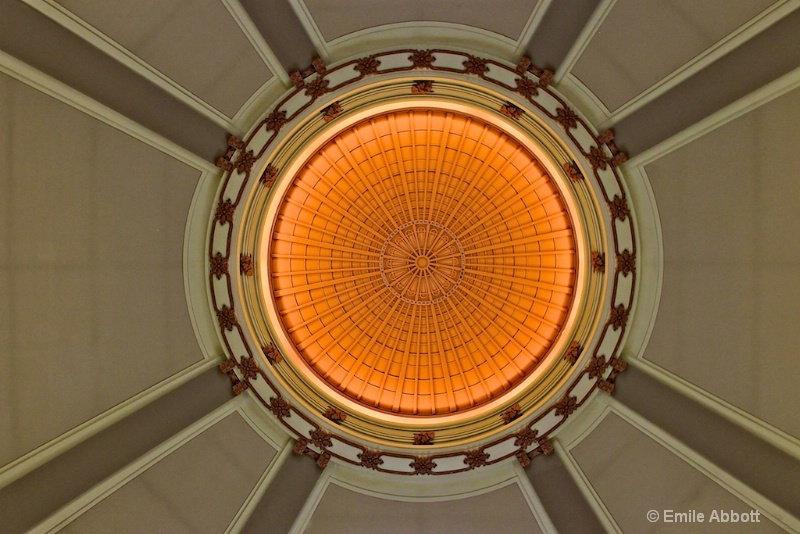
[269, 108, 577, 416]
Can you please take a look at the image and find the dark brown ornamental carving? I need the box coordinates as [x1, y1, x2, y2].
[516, 450, 532, 468]
[232, 380, 249, 395]
[515, 76, 539, 99]
[617, 249, 635, 276]
[324, 406, 347, 423]
[234, 150, 256, 174]
[517, 57, 532, 73]
[265, 109, 288, 132]
[238, 355, 259, 380]
[310, 428, 333, 449]
[564, 340, 581, 364]
[538, 436, 554, 455]
[312, 57, 326, 75]
[210, 252, 228, 279]
[359, 450, 384, 470]
[321, 101, 342, 122]
[463, 56, 489, 75]
[609, 304, 629, 330]
[216, 134, 245, 171]
[500, 102, 523, 120]
[293, 437, 310, 455]
[411, 80, 434, 94]
[216, 305, 237, 331]
[240, 254, 254, 276]
[215, 199, 235, 225]
[268, 396, 291, 418]
[501, 403, 522, 424]
[305, 77, 330, 98]
[355, 55, 380, 75]
[591, 251, 605, 273]
[316, 451, 331, 469]
[289, 71, 304, 89]
[413, 431, 435, 445]
[260, 165, 278, 187]
[587, 355, 608, 379]
[409, 49, 435, 68]
[262, 343, 283, 364]
[563, 161, 583, 182]
[555, 107, 578, 130]
[463, 449, 489, 469]
[554, 395, 577, 417]
[609, 195, 630, 221]
[538, 70, 554, 87]
[598, 379, 616, 394]
[514, 426, 538, 448]
[411, 457, 436, 475]
[588, 146, 611, 170]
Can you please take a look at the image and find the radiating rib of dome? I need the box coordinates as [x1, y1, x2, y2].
[270, 109, 576, 416]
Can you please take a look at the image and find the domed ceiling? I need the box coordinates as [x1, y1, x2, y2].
[1, 1, 800, 533]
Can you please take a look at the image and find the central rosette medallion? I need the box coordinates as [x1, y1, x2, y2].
[379, 220, 465, 305]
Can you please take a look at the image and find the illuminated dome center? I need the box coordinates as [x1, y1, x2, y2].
[268, 108, 577, 416]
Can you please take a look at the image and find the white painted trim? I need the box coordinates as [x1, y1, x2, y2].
[184, 168, 226, 367]
[0, 358, 218, 491]
[556, 73, 612, 128]
[554, 432, 623, 533]
[614, 163, 663, 377]
[225, 432, 294, 534]
[0, 49, 215, 173]
[221, 0, 290, 86]
[598, 0, 800, 130]
[288, 460, 335, 534]
[288, 0, 329, 60]
[626, 63, 800, 168]
[21, 0, 243, 134]
[289, 0, 539, 63]
[31, 397, 245, 533]
[513, 0, 555, 58]
[552, 0, 617, 84]
[629, 358, 800, 461]
[512, 461, 559, 534]
[606, 397, 800, 533]
[222, 0, 293, 129]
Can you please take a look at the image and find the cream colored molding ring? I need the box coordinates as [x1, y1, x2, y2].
[206, 50, 637, 475]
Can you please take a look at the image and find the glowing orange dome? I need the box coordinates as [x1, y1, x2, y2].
[269, 108, 577, 416]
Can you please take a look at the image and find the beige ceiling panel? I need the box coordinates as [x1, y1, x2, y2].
[571, 0, 775, 111]
[301, 0, 538, 41]
[56, 0, 272, 118]
[645, 85, 800, 440]
[305, 482, 542, 534]
[572, 412, 785, 532]
[0, 73, 202, 467]
[60, 412, 278, 533]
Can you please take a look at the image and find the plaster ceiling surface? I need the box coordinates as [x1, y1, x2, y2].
[1, 1, 800, 533]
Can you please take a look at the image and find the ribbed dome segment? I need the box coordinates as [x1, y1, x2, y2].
[269, 108, 576, 416]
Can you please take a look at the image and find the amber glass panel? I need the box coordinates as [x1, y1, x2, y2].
[270, 109, 576, 416]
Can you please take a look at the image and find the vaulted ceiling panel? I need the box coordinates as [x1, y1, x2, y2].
[59, 412, 278, 533]
[53, 0, 274, 118]
[304, 481, 543, 534]
[570, 0, 778, 112]
[300, 0, 540, 41]
[645, 84, 800, 440]
[0, 71, 203, 468]
[571, 411, 786, 532]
